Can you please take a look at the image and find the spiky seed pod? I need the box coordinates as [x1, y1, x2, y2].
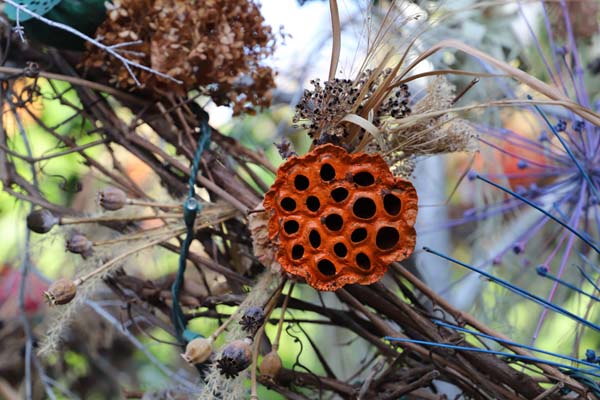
[26, 209, 59, 234]
[259, 350, 282, 379]
[239, 306, 265, 334]
[181, 338, 213, 365]
[98, 187, 128, 211]
[66, 232, 94, 259]
[44, 278, 77, 305]
[216, 338, 253, 378]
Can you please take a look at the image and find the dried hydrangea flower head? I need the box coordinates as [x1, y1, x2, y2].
[263, 144, 418, 291]
[82, 0, 276, 114]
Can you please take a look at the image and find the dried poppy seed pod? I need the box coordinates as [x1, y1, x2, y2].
[216, 338, 253, 378]
[239, 306, 265, 334]
[259, 350, 282, 379]
[181, 338, 213, 365]
[66, 232, 94, 259]
[263, 144, 418, 291]
[98, 187, 128, 211]
[27, 209, 59, 234]
[44, 278, 77, 305]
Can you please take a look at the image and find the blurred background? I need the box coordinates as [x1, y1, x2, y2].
[1, 0, 599, 398]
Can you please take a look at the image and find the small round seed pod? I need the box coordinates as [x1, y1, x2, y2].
[216, 338, 253, 378]
[27, 209, 59, 234]
[66, 232, 94, 259]
[239, 306, 265, 334]
[98, 187, 128, 211]
[44, 278, 77, 305]
[181, 338, 213, 365]
[259, 350, 282, 379]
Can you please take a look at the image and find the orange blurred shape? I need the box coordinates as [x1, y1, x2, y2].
[500, 111, 550, 189]
[2, 78, 43, 136]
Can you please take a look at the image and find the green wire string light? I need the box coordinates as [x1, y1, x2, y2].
[171, 117, 211, 344]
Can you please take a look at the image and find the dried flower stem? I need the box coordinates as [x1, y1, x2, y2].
[0, 66, 144, 104]
[74, 231, 183, 286]
[390, 262, 587, 392]
[125, 199, 182, 209]
[404, 39, 600, 125]
[208, 310, 240, 342]
[272, 283, 294, 352]
[250, 281, 291, 399]
[60, 213, 182, 225]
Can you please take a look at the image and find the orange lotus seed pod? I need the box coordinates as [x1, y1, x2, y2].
[263, 144, 418, 291]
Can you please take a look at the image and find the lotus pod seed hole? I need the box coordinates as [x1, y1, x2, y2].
[383, 194, 401, 216]
[317, 259, 336, 276]
[333, 243, 348, 258]
[280, 197, 296, 211]
[294, 175, 309, 191]
[356, 253, 371, 270]
[309, 229, 321, 248]
[283, 220, 300, 235]
[376, 227, 400, 250]
[351, 228, 368, 243]
[331, 187, 349, 202]
[320, 163, 335, 181]
[353, 197, 376, 219]
[291, 245, 304, 260]
[324, 214, 344, 231]
[353, 171, 375, 186]
[306, 196, 320, 212]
